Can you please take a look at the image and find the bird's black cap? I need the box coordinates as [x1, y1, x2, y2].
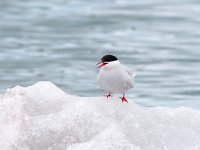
[101, 55, 118, 62]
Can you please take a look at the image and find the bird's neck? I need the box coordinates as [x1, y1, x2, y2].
[102, 60, 120, 70]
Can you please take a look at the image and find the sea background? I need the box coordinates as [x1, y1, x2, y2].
[0, 0, 200, 109]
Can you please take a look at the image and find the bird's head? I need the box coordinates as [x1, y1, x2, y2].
[97, 55, 120, 69]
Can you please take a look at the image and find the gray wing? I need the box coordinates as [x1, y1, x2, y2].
[121, 65, 136, 77]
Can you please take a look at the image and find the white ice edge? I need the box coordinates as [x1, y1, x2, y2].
[0, 81, 200, 150]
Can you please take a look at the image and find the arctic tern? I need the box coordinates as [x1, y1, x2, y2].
[97, 54, 136, 103]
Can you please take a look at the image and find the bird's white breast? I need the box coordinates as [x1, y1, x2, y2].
[97, 61, 134, 94]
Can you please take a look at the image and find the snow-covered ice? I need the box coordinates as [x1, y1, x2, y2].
[0, 81, 200, 150]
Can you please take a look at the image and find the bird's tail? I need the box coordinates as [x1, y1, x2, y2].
[133, 64, 147, 72]
[131, 65, 147, 77]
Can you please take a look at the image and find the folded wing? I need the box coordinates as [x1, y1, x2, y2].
[121, 65, 136, 77]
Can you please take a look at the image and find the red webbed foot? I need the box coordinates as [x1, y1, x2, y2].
[119, 94, 128, 103]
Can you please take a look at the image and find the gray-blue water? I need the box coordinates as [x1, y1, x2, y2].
[0, 0, 200, 109]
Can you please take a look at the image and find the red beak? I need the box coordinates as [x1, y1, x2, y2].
[96, 62, 108, 69]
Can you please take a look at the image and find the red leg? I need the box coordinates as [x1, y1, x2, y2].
[105, 93, 112, 98]
[119, 93, 128, 103]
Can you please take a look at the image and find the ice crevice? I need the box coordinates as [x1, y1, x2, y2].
[0, 81, 200, 150]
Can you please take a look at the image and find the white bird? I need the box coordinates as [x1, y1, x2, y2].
[97, 54, 136, 103]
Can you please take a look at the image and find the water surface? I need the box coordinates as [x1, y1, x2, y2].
[0, 0, 200, 109]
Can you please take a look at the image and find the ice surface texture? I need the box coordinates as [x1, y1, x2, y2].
[0, 81, 200, 150]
